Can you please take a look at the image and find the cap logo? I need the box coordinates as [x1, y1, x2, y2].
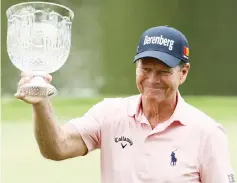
[143, 35, 175, 51]
[183, 46, 189, 58]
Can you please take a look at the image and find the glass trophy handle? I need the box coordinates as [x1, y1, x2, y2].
[18, 73, 57, 98]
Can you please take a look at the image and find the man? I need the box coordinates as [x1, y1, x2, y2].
[15, 26, 235, 183]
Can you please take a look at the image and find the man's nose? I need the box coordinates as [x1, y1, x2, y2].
[148, 72, 161, 83]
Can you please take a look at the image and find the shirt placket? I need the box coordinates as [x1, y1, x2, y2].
[134, 120, 154, 181]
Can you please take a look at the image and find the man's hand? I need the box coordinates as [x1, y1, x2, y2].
[14, 72, 52, 104]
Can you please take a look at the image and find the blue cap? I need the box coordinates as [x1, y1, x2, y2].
[133, 25, 190, 67]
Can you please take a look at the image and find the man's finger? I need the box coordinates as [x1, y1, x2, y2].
[21, 72, 52, 83]
[14, 92, 25, 99]
[43, 74, 52, 83]
[18, 76, 32, 87]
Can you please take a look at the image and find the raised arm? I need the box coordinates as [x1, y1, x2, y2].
[15, 73, 88, 160]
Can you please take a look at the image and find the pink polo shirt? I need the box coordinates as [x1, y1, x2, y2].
[69, 93, 235, 183]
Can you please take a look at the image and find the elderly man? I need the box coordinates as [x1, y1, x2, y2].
[15, 25, 234, 183]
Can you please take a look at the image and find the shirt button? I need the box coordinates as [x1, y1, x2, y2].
[139, 172, 147, 179]
[145, 152, 150, 156]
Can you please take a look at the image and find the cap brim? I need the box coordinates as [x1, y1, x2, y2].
[133, 51, 181, 67]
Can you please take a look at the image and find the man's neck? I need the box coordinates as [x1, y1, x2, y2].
[141, 93, 177, 128]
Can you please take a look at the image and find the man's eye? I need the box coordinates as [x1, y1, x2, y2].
[161, 70, 172, 75]
[143, 68, 151, 72]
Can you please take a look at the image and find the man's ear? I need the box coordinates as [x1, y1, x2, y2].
[179, 63, 190, 85]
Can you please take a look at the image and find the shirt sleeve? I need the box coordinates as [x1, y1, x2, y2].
[68, 99, 108, 153]
[200, 124, 235, 183]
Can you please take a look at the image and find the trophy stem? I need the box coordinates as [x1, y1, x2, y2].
[18, 74, 57, 98]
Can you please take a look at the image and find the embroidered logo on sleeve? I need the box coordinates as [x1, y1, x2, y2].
[228, 174, 235, 183]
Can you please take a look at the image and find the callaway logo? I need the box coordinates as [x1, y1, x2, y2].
[121, 143, 127, 148]
[114, 136, 133, 149]
[143, 35, 174, 51]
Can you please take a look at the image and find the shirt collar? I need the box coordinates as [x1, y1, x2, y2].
[127, 91, 189, 125]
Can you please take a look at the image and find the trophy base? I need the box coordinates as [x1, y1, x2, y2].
[18, 76, 57, 98]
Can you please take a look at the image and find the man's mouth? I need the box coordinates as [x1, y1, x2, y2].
[144, 86, 166, 90]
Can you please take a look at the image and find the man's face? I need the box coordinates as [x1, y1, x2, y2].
[136, 58, 190, 102]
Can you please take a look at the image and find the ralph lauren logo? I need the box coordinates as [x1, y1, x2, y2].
[114, 136, 133, 149]
[170, 149, 178, 166]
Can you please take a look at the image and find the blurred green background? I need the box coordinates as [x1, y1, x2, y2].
[1, 0, 237, 183]
[1, 0, 237, 96]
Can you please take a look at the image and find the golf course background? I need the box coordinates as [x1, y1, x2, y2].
[2, 96, 237, 183]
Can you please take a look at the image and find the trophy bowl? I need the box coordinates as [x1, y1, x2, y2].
[6, 1, 74, 98]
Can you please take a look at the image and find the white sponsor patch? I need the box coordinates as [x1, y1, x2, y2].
[143, 35, 174, 51]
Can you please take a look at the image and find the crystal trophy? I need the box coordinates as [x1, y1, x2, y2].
[6, 2, 74, 98]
